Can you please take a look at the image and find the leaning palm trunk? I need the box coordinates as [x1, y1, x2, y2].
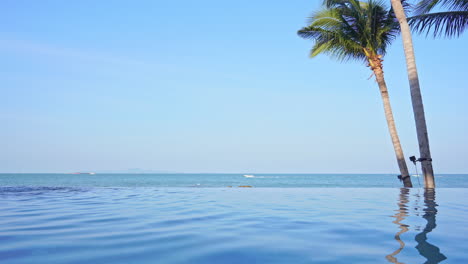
[391, 0, 435, 188]
[367, 52, 413, 187]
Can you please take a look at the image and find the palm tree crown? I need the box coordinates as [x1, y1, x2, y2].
[298, 0, 399, 63]
[409, 0, 468, 37]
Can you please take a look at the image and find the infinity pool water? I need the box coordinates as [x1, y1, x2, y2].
[1, 187, 466, 264]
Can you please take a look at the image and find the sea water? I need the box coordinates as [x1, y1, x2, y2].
[1, 173, 467, 188]
[1, 174, 468, 264]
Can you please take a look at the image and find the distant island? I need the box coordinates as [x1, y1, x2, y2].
[93, 168, 177, 174]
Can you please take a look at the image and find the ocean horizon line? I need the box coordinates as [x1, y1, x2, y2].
[1, 172, 467, 175]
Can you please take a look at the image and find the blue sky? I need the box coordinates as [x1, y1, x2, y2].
[1, 0, 467, 173]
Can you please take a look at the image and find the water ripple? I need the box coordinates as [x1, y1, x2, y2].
[1, 188, 467, 263]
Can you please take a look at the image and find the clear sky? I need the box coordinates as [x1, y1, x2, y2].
[1, 0, 467, 173]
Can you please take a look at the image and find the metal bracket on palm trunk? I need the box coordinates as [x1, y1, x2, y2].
[409, 156, 432, 165]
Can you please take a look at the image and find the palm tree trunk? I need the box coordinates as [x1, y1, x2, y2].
[391, 0, 435, 188]
[371, 59, 413, 187]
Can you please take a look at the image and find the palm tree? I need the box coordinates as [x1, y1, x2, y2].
[409, 0, 468, 37]
[298, 0, 413, 187]
[390, 0, 435, 188]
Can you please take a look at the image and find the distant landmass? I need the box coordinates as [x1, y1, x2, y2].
[94, 168, 177, 174]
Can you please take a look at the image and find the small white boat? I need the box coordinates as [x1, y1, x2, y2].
[243, 174, 255, 178]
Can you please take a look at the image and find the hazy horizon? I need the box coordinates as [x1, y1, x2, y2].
[2, 171, 467, 175]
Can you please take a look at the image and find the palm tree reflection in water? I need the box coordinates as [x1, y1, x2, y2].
[415, 189, 447, 263]
[386, 188, 447, 263]
[386, 188, 410, 264]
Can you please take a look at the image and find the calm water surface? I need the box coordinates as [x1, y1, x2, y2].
[1, 174, 468, 263]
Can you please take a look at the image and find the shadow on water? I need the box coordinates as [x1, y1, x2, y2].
[386, 188, 447, 264]
[386, 188, 410, 264]
[415, 189, 447, 264]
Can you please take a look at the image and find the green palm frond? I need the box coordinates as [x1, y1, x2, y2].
[409, 11, 468, 37]
[298, 0, 399, 62]
[323, 0, 360, 8]
[414, 0, 468, 15]
[298, 25, 366, 60]
[410, 0, 468, 37]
